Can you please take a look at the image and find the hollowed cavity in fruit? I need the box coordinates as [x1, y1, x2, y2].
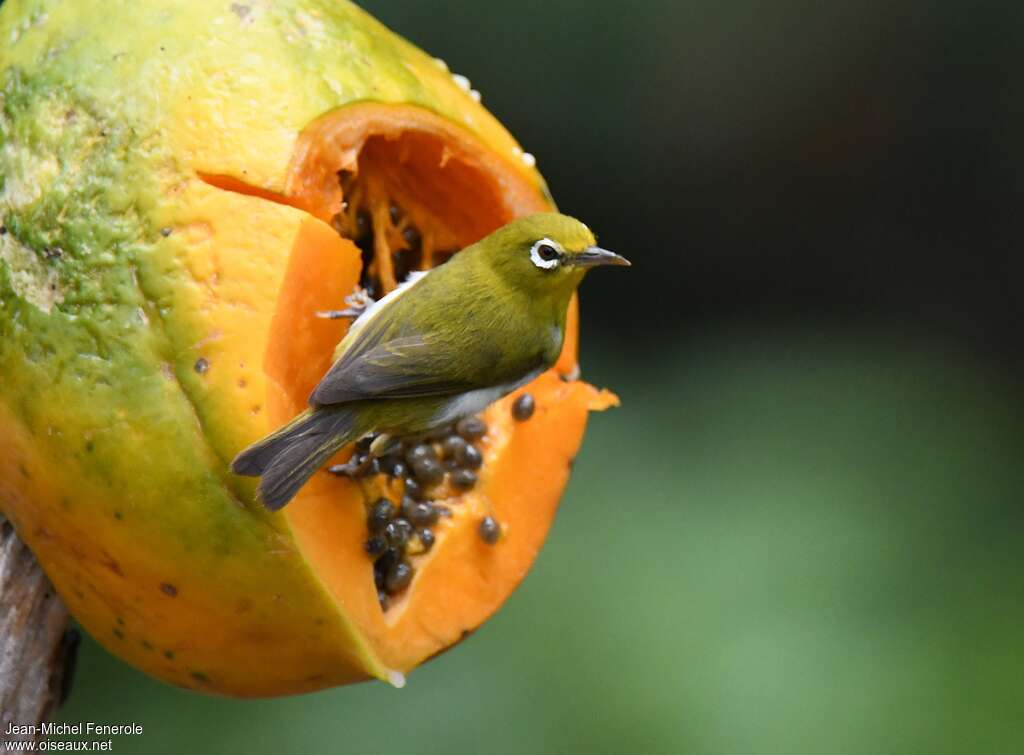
[262, 104, 608, 674]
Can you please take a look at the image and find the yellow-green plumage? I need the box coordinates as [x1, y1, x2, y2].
[232, 213, 629, 510]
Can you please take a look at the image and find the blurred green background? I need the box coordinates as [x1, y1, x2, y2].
[50, 0, 1024, 752]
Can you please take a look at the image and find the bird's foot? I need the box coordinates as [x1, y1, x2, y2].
[315, 287, 376, 320]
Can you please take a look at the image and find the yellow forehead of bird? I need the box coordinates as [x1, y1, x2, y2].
[488, 213, 597, 254]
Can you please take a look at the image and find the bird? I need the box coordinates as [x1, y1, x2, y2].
[231, 212, 630, 511]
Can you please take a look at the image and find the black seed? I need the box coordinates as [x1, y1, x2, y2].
[435, 505, 453, 518]
[443, 458, 460, 471]
[384, 518, 413, 548]
[512, 393, 535, 421]
[160, 583, 178, 597]
[194, 357, 209, 374]
[377, 590, 390, 611]
[381, 455, 406, 478]
[389, 203, 401, 225]
[456, 443, 483, 470]
[404, 477, 423, 500]
[456, 417, 487, 440]
[405, 443, 436, 466]
[450, 469, 477, 490]
[413, 457, 444, 485]
[374, 549, 400, 589]
[364, 536, 387, 557]
[355, 436, 374, 453]
[417, 528, 435, 552]
[384, 560, 413, 594]
[441, 435, 467, 459]
[403, 498, 438, 526]
[479, 516, 501, 544]
[367, 499, 396, 533]
[160, 227, 172, 237]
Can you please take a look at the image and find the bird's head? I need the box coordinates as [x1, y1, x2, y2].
[478, 213, 630, 297]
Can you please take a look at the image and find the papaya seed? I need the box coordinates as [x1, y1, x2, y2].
[450, 469, 477, 490]
[441, 434, 467, 459]
[384, 518, 413, 548]
[405, 443, 435, 466]
[512, 393, 535, 421]
[384, 560, 413, 594]
[364, 535, 387, 558]
[367, 499, 396, 533]
[455, 443, 483, 470]
[417, 528, 435, 552]
[412, 457, 444, 485]
[456, 416, 487, 440]
[478, 516, 501, 544]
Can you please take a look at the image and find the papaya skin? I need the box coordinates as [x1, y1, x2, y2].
[0, 0, 614, 696]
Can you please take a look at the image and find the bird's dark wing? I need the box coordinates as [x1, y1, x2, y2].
[309, 276, 546, 406]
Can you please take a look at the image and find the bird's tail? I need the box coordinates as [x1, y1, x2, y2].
[231, 407, 359, 511]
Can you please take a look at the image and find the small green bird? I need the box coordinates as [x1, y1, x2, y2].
[231, 212, 629, 510]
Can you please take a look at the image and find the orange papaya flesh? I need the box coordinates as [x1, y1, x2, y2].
[0, 0, 617, 696]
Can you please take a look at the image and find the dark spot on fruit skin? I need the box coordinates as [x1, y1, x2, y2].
[164, 650, 175, 660]
[194, 357, 209, 374]
[0, 226, 6, 235]
[18, 465, 29, 479]
[160, 227, 172, 237]
[141, 641, 153, 651]
[113, 511, 124, 521]
[190, 671, 210, 684]
[85, 440, 94, 453]
[160, 583, 178, 597]
[568, 456, 576, 470]
[116, 616, 125, 626]
[512, 393, 536, 421]
[112, 628, 124, 640]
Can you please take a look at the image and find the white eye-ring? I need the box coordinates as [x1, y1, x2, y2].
[530, 238, 563, 270]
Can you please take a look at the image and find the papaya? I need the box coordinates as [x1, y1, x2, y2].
[0, 0, 617, 696]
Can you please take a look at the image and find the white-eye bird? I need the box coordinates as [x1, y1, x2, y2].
[231, 212, 629, 510]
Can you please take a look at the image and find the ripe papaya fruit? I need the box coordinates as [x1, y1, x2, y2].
[0, 0, 616, 696]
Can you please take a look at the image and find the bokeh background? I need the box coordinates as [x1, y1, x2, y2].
[50, 0, 1023, 752]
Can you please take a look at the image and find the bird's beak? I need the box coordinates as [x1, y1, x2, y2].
[571, 246, 631, 268]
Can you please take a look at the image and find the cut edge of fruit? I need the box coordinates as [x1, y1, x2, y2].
[262, 103, 614, 678]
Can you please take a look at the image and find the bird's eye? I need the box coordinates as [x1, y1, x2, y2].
[537, 244, 559, 261]
[530, 238, 563, 270]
